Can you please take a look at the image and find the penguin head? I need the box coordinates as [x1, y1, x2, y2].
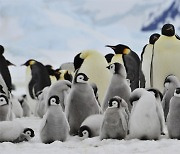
[21, 59, 36, 66]
[45, 65, 55, 76]
[74, 73, 89, 84]
[106, 44, 131, 55]
[161, 24, 175, 37]
[64, 71, 73, 82]
[48, 95, 60, 106]
[149, 33, 160, 44]
[105, 53, 114, 64]
[163, 74, 178, 89]
[147, 88, 163, 101]
[0, 94, 8, 106]
[108, 97, 121, 108]
[79, 125, 91, 139]
[74, 53, 84, 71]
[23, 128, 35, 138]
[174, 87, 180, 97]
[107, 62, 126, 77]
[0, 45, 4, 55]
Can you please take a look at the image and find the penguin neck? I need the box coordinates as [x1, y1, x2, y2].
[111, 54, 124, 66]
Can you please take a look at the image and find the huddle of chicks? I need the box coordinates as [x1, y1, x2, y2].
[0, 23, 180, 144]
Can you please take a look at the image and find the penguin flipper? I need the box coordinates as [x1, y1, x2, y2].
[119, 111, 128, 133]
[28, 78, 36, 99]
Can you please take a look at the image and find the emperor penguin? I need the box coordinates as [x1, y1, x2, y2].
[0, 121, 34, 143]
[65, 73, 101, 135]
[0, 94, 10, 121]
[151, 24, 180, 92]
[21, 59, 51, 114]
[18, 94, 31, 117]
[73, 50, 111, 104]
[128, 88, 163, 140]
[55, 69, 73, 82]
[167, 87, 180, 139]
[45, 65, 57, 84]
[106, 44, 141, 91]
[79, 114, 104, 139]
[161, 74, 180, 121]
[100, 96, 129, 140]
[102, 62, 131, 112]
[141, 33, 160, 88]
[40, 95, 69, 143]
[0, 45, 13, 92]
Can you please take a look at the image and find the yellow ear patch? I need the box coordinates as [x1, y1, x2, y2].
[29, 60, 36, 65]
[123, 49, 130, 55]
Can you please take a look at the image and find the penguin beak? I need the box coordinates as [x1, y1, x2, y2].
[105, 45, 116, 50]
[106, 65, 110, 69]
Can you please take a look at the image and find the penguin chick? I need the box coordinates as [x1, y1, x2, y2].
[40, 95, 69, 144]
[65, 73, 101, 135]
[100, 96, 129, 140]
[0, 94, 10, 121]
[102, 62, 131, 112]
[79, 114, 103, 139]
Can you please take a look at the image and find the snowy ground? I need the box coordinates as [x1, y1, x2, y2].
[0, 116, 180, 154]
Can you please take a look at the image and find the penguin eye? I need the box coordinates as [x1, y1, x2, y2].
[0, 97, 5, 102]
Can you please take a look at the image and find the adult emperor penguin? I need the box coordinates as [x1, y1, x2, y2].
[73, 50, 111, 105]
[22, 59, 51, 114]
[40, 95, 69, 143]
[65, 73, 101, 135]
[167, 87, 180, 139]
[141, 33, 160, 88]
[79, 114, 104, 139]
[106, 44, 141, 91]
[161, 74, 180, 121]
[100, 96, 129, 140]
[45, 65, 57, 84]
[128, 88, 163, 140]
[102, 62, 131, 112]
[0, 121, 34, 143]
[151, 23, 180, 92]
[0, 45, 13, 92]
[0, 94, 10, 121]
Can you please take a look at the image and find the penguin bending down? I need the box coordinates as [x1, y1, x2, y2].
[40, 95, 69, 143]
[100, 96, 129, 140]
[0, 121, 34, 143]
[128, 88, 164, 140]
[102, 62, 131, 112]
[65, 73, 101, 135]
[79, 114, 104, 139]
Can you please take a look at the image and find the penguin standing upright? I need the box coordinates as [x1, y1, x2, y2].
[141, 33, 160, 88]
[106, 44, 141, 91]
[151, 24, 180, 92]
[73, 50, 111, 104]
[102, 62, 131, 112]
[40, 95, 69, 143]
[21, 59, 51, 114]
[0, 94, 11, 121]
[65, 73, 101, 135]
[45, 65, 57, 84]
[0, 45, 13, 92]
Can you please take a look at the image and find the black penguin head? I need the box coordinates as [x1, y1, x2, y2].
[23, 128, 35, 138]
[105, 53, 114, 63]
[174, 87, 180, 97]
[106, 44, 131, 55]
[129, 94, 140, 106]
[74, 73, 89, 84]
[21, 59, 36, 66]
[163, 74, 176, 88]
[108, 97, 121, 108]
[48, 95, 60, 106]
[64, 71, 73, 82]
[74, 53, 84, 71]
[79, 125, 91, 138]
[147, 88, 163, 101]
[0, 45, 4, 55]
[45, 65, 55, 76]
[149, 33, 160, 44]
[161, 24, 175, 37]
[0, 94, 8, 106]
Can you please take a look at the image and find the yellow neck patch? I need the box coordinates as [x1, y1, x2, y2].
[123, 48, 130, 55]
[29, 60, 36, 65]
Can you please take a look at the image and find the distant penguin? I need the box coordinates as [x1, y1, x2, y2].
[128, 88, 163, 140]
[45, 65, 57, 84]
[73, 50, 111, 104]
[65, 73, 101, 135]
[141, 33, 160, 88]
[55, 69, 73, 82]
[151, 24, 180, 92]
[22, 59, 51, 114]
[102, 62, 131, 112]
[40, 95, 69, 143]
[0, 94, 10, 121]
[167, 87, 180, 139]
[79, 114, 103, 139]
[100, 96, 129, 140]
[162, 74, 180, 121]
[18, 94, 31, 117]
[106, 44, 141, 91]
[0, 45, 13, 92]
[0, 121, 34, 143]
